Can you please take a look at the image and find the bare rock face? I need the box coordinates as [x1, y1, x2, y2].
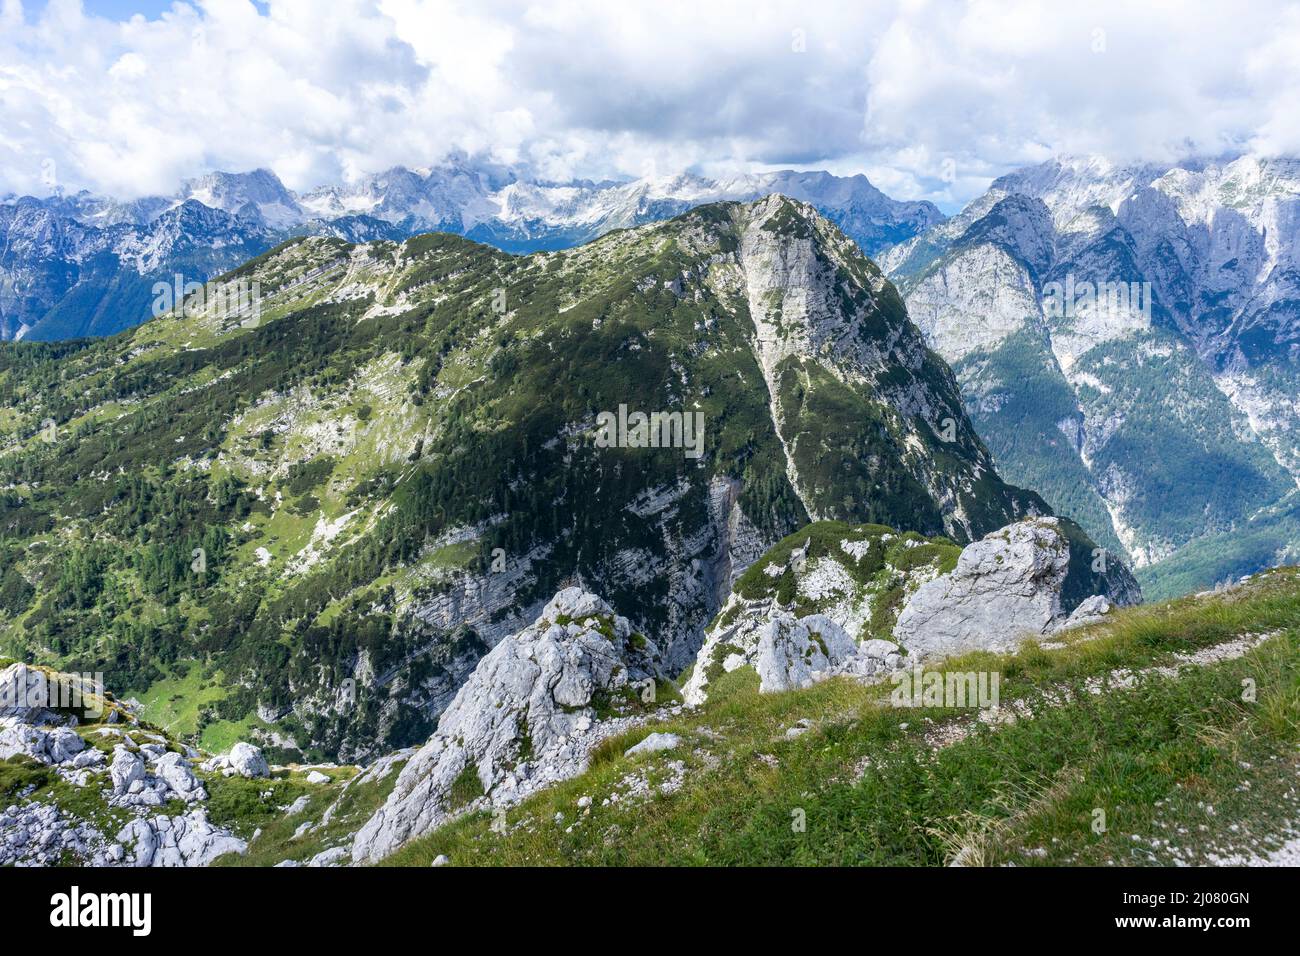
[893, 518, 1138, 658]
[684, 610, 897, 706]
[117, 810, 247, 867]
[351, 588, 661, 864]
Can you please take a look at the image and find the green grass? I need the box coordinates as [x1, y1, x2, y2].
[134, 663, 229, 739]
[215, 763, 395, 867]
[380, 568, 1300, 866]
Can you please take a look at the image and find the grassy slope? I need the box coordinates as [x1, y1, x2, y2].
[381, 568, 1300, 866]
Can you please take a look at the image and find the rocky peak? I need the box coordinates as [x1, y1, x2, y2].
[893, 517, 1140, 659]
[351, 588, 665, 863]
[683, 516, 1139, 707]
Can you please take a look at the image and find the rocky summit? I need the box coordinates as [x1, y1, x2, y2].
[351, 587, 667, 862]
[684, 516, 1138, 705]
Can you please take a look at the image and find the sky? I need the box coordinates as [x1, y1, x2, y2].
[2, 0, 1299, 211]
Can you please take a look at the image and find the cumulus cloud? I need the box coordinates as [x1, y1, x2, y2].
[1, 0, 1298, 208]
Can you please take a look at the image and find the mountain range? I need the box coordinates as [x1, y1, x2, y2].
[882, 154, 1300, 597]
[0, 159, 942, 342]
[6, 150, 1299, 600]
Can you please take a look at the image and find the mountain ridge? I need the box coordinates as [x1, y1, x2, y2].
[880, 154, 1300, 595]
[1, 163, 944, 342]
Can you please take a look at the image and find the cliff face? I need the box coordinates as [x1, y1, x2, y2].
[882, 157, 1300, 593]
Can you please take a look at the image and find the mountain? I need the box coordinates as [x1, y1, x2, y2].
[1, 161, 944, 343]
[0, 197, 1044, 764]
[881, 155, 1300, 597]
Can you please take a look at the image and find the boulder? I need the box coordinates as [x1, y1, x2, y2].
[684, 611, 896, 705]
[893, 518, 1138, 659]
[109, 746, 146, 795]
[154, 752, 206, 803]
[351, 587, 660, 864]
[1054, 595, 1115, 632]
[202, 742, 270, 779]
[0, 664, 58, 724]
[624, 732, 681, 758]
[117, 809, 246, 867]
[0, 718, 85, 765]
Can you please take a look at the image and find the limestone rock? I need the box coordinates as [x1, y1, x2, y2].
[1054, 595, 1114, 632]
[202, 742, 270, 779]
[307, 846, 348, 867]
[117, 809, 247, 867]
[684, 610, 896, 706]
[624, 732, 681, 758]
[154, 752, 207, 803]
[0, 718, 85, 765]
[109, 746, 146, 795]
[0, 801, 117, 866]
[351, 587, 660, 863]
[893, 518, 1137, 658]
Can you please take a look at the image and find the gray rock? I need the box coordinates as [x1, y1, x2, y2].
[893, 518, 1132, 659]
[1055, 595, 1115, 631]
[351, 587, 660, 864]
[685, 611, 866, 705]
[229, 742, 271, 778]
[307, 846, 349, 867]
[117, 809, 247, 867]
[71, 748, 105, 769]
[154, 752, 206, 803]
[109, 746, 145, 795]
[203, 742, 270, 779]
[0, 663, 61, 724]
[624, 732, 681, 757]
[284, 795, 311, 816]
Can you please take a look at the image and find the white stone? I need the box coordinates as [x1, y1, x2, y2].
[623, 733, 681, 758]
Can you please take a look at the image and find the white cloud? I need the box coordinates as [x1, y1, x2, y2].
[1, 0, 1297, 209]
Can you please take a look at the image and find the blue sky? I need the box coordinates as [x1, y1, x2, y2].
[76, 1, 179, 18]
[3, 1, 1298, 208]
[58, 1, 268, 20]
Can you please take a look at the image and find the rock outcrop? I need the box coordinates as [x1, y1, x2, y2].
[351, 588, 663, 863]
[117, 810, 248, 867]
[894, 517, 1139, 658]
[682, 522, 952, 705]
[0, 663, 247, 867]
[201, 742, 271, 779]
[685, 517, 1138, 705]
[685, 612, 899, 706]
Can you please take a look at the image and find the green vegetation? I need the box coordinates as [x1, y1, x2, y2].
[727, 520, 962, 641]
[953, 325, 1295, 587]
[216, 762, 397, 867]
